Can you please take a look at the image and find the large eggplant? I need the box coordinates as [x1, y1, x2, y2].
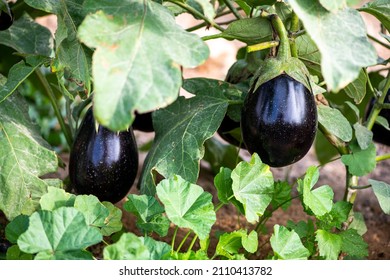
[69, 107, 138, 203]
[241, 74, 317, 167]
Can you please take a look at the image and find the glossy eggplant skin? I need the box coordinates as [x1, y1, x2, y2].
[69, 108, 138, 203]
[366, 89, 390, 146]
[241, 74, 317, 167]
[0, 10, 13, 31]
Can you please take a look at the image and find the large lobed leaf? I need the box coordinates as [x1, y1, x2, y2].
[0, 92, 61, 220]
[139, 78, 229, 195]
[25, 0, 92, 93]
[270, 225, 310, 260]
[78, 0, 209, 131]
[289, 0, 377, 92]
[231, 153, 274, 224]
[156, 175, 216, 240]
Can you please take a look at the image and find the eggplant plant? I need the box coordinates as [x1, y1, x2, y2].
[0, 0, 390, 261]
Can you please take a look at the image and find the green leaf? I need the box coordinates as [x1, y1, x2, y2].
[39, 187, 76, 211]
[156, 175, 216, 240]
[271, 181, 292, 211]
[0, 57, 48, 103]
[74, 195, 109, 228]
[319, 0, 346, 12]
[6, 245, 33, 260]
[25, 0, 92, 93]
[204, 138, 242, 175]
[187, 0, 215, 22]
[341, 69, 367, 104]
[353, 122, 373, 150]
[318, 105, 353, 142]
[231, 153, 274, 223]
[341, 142, 376, 176]
[339, 229, 368, 258]
[214, 167, 233, 204]
[369, 179, 390, 214]
[289, 0, 377, 91]
[316, 229, 342, 260]
[359, 0, 390, 32]
[286, 220, 316, 254]
[298, 166, 334, 217]
[78, 0, 209, 130]
[103, 233, 150, 260]
[124, 194, 169, 237]
[349, 211, 367, 235]
[375, 115, 390, 130]
[221, 17, 272, 45]
[270, 225, 310, 260]
[5, 215, 29, 244]
[139, 78, 229, 195]
[100, 202, 123, 236]
[314, 130, 339, 165]
[0, 13, 52, 56]
[345, 101, 361, 120]
[17, 207, 102, 260]
[317, 201, 353, 230]
[140, 236, 171, 260]
[215, 229, 258, 259]
[296, 34, 322, 77]
[0, 93, 61, 220]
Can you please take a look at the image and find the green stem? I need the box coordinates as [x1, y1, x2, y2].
[289, 11, 300, 58]
[176, 230, 192, 252]
[364, 68, 375, 94]
[35, 69, 73, 148]
[376, 153, 390, 162]
[247, 41, 279, 53]
[186, 9, 241, 32]
[187, 235, 198, 253]
[343, 168, 359, 203]
[318, 122, 350, 155]
[222, 0, 242, 19]
[368, 34, 390, 50]
[171, 226, 179, 253]
[167, 0, 225, 32]
[202, 33, 223, 41]
[350, 184, 371, 190]
[366, 70, 390, 130]
[269, 14, 291, 60]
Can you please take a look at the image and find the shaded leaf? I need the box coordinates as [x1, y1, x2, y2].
[156, 175, 216, 240]
[222, 17, 272, 45]
[369, 179, 390, 214]
[271, 181, 292, 211]
[359, 0, 390, 32]
[124, 194, 169, 236]
[339, 229, 368, 258]
[39, 187, 76, 211]
[341, 142, 376, 176]
[231, 153, 274, 223]
[5, 215, 29, 244]
[270, 225, 310, 260]
[139, 78, 229, 195]
[289, 0, 377, 91]
[0, 93, 61, 220]
[100, 202, 123, 236]
[318, 105, 353, 142]
[353, 122, 373, 150]
[296, 34, 322, 77]
[215, 229, 258, 259]
[349, 211, 367, 235]
[341, 69, 367, 104]
[78, 0, 209, 130]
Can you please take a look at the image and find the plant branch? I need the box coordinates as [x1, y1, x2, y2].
[166, 0, 225, 32]
[289, 11, 300, 58]
[376, 153, 390, 162]
[318, 122, 350, 155]
[368, 34, 390, 50]
[35, 69, 73, 148]
[202, 33, 223, 41]
[221, 0, 242, 19]
[247, 41, 279, 53]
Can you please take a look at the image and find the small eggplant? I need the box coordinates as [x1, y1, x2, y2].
[69, 107, 138, 203]
[0, 10, 13, 31]
[241, 74, 317, 167]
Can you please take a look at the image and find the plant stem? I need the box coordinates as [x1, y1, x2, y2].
[176, 230, 192, 252]
[166, 0, 225, 32]
[202, 33, 223, 41]
[289, 11, 300, 58]
[35, 69, 73, 148]
[171, 226, 179, 253]
[221, 0, 242, 19]
[268, 14, 291, 61]
[350, 184, 371, 190]
[376, 153, 390, 162]
[366, 70, 390, 130]
[186, 9, 242, 32]
[247, 41, 279, 53]
[186, 234, 198, 253]
[368, 34, 390, 50]
[318, 123, 350, 155]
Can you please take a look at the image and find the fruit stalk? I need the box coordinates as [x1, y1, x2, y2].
[268, 14, 291, 61]
[35, 69, 73, 147]
[289, 11, 300, 58]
